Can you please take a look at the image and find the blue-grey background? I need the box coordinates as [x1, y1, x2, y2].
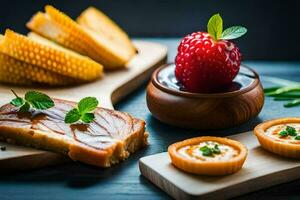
[0, 1, 300, 199]
[0, 0, 299, 60]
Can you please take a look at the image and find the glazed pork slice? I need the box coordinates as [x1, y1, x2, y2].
[0, 99, 148, 167]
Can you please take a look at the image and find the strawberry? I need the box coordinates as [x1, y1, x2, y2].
[175, 14, 247, 93]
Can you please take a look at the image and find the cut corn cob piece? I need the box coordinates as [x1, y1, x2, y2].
[0, 34, 77, 86]
[0, 64, 33, 86]
[27, 5, 134, 69]
[77, 7, 136, 60]
[0, 52, 79, 86]
[0, 29, 103, 81]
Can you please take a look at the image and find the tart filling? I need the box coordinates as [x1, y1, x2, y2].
[178, 141, 239, 161]
[254, 118, 300, 158]
[265, 123, 300, 143]
[168, 136, 247, 175]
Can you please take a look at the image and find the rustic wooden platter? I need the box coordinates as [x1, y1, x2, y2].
[0, 40, 167, 171]
[139, 131, 300, 200]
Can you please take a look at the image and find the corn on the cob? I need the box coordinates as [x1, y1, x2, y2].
[0, 29, 103, 81]
[0, 52, 79, 86]
[77, 7, 136, 59]
[27, 5, 134, 69]
[0, 64, 33, 86]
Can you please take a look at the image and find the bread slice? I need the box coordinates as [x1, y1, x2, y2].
[0, 99, 148, 167]
[77, 7, 136, 61]
[27, 5, 136, 69]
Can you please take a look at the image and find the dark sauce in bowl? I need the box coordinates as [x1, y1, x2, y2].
[157, 63, 256, 93]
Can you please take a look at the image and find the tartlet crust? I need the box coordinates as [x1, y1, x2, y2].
[254, 117, 300, 158]
[168, 136, 248, 175]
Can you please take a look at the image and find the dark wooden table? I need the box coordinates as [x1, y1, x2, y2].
[0, 39, 299, 200]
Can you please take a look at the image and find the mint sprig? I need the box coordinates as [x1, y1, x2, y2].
[64, 97, 98, 124]
[207, 13, 247, 41]
[10, 90, 54, 112]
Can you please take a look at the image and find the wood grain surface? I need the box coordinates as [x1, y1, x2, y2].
[139, 131, 300, 200]
[147, 64, 264, 129]
[0, 40, 167, 171]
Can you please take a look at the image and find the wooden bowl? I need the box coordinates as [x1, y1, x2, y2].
[146, 63, 264, 129]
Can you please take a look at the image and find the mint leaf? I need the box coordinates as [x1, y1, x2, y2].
[81, 113, 95, 123]
[78, 97, 98, 114]
[19, 102, 30, 112]
[207, 13, 223, 41]
[221, 26, 247, 40]
[10, 89, 25, 107]
[25, 91, 54, 110]
[65, 97, 98, 124]
[65, 108, 81, 124]
[10, 90, 54, 113]
[10, 97, 25, 107]
[295, 136, 300, 140]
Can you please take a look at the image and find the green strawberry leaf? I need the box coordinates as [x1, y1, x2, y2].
[81, 113, 95, 123]
[25, 91, 54, 110]
[78, 97, 99, 114]
[64, 108, 81, 124]
[207, 13, 223, 41]
[221, 26, 247, 40]
[19, 102, 30, 112]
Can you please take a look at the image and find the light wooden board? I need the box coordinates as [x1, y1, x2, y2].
[0, 40, 167, 171]
[139, 131, 300, 200]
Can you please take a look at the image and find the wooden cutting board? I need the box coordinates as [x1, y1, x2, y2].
[139, 131, 300, 200]
[0, 40, 167, 171]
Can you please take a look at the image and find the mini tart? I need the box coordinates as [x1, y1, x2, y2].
[254, 117, 300, 158]
[168, 136, 248, 175]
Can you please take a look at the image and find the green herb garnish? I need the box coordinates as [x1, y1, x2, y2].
[10, 90, 54, 112]
[278, 126, 299, 140]
[207, 13, 247, 41]
[200, 146, 213, 156]
[64, 97, 98, 124]
[212, 144, 221, 154]
[295, 136, 300, 140]
[264, 77, 300, 108]
[200, 144, 222, 157]
[286, 126, 297, 136]
[279, 130, 288, 137]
